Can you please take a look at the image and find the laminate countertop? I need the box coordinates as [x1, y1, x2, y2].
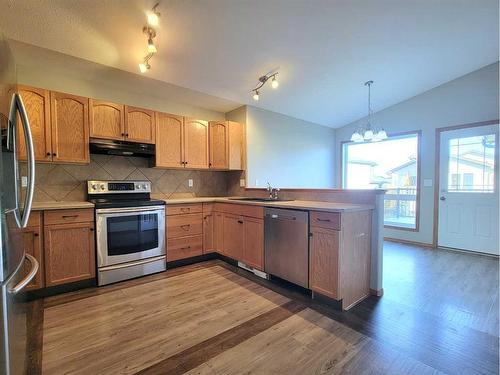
[163, 197, 374, 213]
[31, 201, 95, 210]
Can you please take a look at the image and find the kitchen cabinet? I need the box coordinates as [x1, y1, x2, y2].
[208, 121, 229, 169]
[222, 213, 244, 260]
[19, 211, 44, 291]
[243, 216, 264, 270]
[16, 85, 52, 162]
[203, 204, 215, 253]
[166, 204, 204, 261]
[89, 100, 125, 141]
[125, 106, 155, 144]
[44, 209, 95, 287]
[50, 92, 90, 164]
[155, 112, 184, 168]
[214, 211, 224, 254]
[184, 118, 209, 169]
[309, 210, 371, 310]
[309, 226, 340, 299]
[228, 121, 244, 170]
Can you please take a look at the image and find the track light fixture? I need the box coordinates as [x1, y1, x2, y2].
[139, 3, 160, 73]
[251, 72, 279, 100]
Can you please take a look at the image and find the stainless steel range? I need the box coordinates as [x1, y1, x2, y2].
[87, 180, 166, 286]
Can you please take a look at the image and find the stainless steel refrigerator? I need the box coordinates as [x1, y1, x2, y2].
[0, 35, 37, 374]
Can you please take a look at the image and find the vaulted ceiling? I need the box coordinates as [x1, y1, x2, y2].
[0, 0, 498, 127]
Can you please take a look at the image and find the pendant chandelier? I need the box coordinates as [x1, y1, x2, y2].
[351, 80, 387, 142]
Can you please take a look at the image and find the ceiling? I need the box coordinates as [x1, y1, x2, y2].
[0, 0, 498, 128]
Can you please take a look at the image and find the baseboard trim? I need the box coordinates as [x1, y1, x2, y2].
[384, 237, 435, 248]
[370, 288, 384, 297]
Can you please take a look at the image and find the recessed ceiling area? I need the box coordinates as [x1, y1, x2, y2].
[0, 0, 498, 128]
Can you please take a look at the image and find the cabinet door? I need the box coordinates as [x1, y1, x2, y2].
[89, 99, 125, 140]
[243, 217, 264, 270]
[50, 92, 90, 164]
[125, 106, 155, 144]
[22, 226, 44, 291]
[222, 213, 244, 260]
[184, 118, 209, 169]
[214, 212, 224, 254]
[203, 213, 214, 253]
[208, 121, 228, 169]
[309, 226, 340, 299]
[155, 112, 184, 168]
[228, 121, 244, 170]
[17, 86, 52, 161]
[44, 222, 95, 287]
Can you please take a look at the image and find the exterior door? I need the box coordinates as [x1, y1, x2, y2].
[438, 124, 499, 255]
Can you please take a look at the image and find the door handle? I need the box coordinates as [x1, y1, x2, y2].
[9, 254, 39, 294]
[440, 196, 446, 201]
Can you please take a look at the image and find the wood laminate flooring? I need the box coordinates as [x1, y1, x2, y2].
[32, 242, 499, 375]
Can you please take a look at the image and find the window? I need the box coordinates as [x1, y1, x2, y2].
[342, 133, 419, 230]
[447, 134, 495, 192]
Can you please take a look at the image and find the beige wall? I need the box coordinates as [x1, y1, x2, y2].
[9, 40, 236, 120]
[227, 105, 336, 189]
[334, 62, 500, 245]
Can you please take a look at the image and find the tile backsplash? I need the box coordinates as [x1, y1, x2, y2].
[21, 154, 230, 202]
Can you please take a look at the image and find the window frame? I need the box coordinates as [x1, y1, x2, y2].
[341, 130, 421, 232]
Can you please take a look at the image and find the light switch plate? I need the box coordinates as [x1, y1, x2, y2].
[423, 179, 433, 187]
[239, 179, 245, 187]
[188, 179, 193, 187]
[21, 176, 28, 187]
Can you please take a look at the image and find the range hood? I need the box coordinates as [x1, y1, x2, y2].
[89, 138, 155, 157]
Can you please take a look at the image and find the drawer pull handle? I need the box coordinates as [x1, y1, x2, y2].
[356, 232, 366, 238]
[180, 246, 191, 250]
[62, 215, 79, 219]
[180, 208, 190, 212]
[237, 220, 243, 224]
[317, 218, 331, 222]
[180, 224, 191, 230]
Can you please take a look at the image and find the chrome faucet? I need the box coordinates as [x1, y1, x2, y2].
[266, 182, 280, 200]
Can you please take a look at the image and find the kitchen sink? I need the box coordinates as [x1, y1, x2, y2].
[228, 197, 294, 202]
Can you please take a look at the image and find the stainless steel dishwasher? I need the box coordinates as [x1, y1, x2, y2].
[264, 208, 309, 288]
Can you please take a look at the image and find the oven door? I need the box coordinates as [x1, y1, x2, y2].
[96, 206, 165, 267]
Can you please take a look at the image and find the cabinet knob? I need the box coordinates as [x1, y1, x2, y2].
[125, 133, 129, 137]
[89, 228, 94, 232]
[52, 153, 57, 157]
[34, 232, 39, 237]
[209, 163, 212, 167]
[121, 133, 125, 136]
[46, 152, 51, 156]
[237, 220, 243, 224]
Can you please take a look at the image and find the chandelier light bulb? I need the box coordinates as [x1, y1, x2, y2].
[253, 90, 260, 101]
[377, 129, 388, 140]
[363, 129, 374, 140]
[271, 76, 279, 89]
[351, 131, 364, 143]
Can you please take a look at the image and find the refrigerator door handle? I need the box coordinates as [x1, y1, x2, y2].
[8, 93, 35, 228]
[9, 254, 39, 294]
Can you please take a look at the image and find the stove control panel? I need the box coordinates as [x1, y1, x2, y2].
[87, 180, 151, 194]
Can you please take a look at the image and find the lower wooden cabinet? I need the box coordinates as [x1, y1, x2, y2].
[22, 226, 44, 291]
[167, 235, 203, 261]
[214, 212, 224, 254]
[222, 214, 245, 260]
[203, 212, 214, 253]
[44, 220, 96, 287]
[309, 226, 340, 299]
[242, 217, 264, 271]
[166, 204, 204, 261]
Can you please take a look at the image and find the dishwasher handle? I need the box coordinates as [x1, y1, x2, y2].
[268, 213, 297, 221]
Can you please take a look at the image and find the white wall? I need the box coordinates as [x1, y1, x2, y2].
[335, 62, 499, 245]
[240, 106, 335, 188]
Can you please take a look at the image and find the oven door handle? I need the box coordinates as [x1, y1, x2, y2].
[96, 206, 165, 214]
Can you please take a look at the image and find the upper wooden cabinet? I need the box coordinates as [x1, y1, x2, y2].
[125, 106, 155, 144]
[155, 112, 184, 168]
[228, 121, 244, 170]
[184, 118, 209, 169]
[89, 100, 125, 141]
[209, 121, 229, 169]
[17, 86, 52, 162]
[50, 92, 90, 164]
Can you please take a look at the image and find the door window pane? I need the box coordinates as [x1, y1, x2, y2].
[447, 134, 495, 192]
[342, 134, 419, 229]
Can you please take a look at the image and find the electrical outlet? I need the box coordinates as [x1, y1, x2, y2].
[239, 179, 246, 187]
[21, 176, 28, 187]
[188, 179, 193, 187]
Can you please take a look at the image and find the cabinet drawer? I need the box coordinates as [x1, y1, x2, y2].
[202, 203, 214, 213]
[213, 203, 263, 219]
[310, 211, 341, 230]
[167, 213, 203, 238]
[8, 210, 41, 228]
[44, 209, 94, 225]
[167, 235, 203, 261]
[166, 204, 203, 216]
